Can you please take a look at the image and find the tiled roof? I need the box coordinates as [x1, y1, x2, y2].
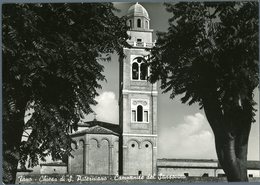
[247, 161, 260, 169]
[17, 169, 33, 172]
[40, 162, 67, 166]
[158, 158, 260, 170]
[71, 125, 119, 136]
[157, 158, 218, 163]
[86, 120, 119, 130]
[73, 119, 120, 134]
[217, 160, 260, 169]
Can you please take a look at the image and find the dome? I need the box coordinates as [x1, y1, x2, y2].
[127, 2, 149, 19]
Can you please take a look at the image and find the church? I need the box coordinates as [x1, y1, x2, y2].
[20, 3, 259, 179]
[68, 2, 157, 176]
[64, 3, 260, 178]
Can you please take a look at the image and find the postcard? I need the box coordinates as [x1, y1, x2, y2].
[2, 1, 259, 184]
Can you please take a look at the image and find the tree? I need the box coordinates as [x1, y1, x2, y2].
[149, 2, 258, 182]
[2, 3, 129, 183]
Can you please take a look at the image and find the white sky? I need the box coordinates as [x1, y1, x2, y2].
[84, 2, 259, 160]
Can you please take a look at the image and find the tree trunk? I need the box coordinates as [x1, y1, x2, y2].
[202, 96, 251, 182]
[214, 125, 251, 182]
[234, 120, 251, 181]
[3, 112, 25, 184]
[217, 132, 244, 181]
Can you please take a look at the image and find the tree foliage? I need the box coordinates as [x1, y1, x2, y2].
[3, 3, 129, 183]
[149, 1, 258, 182]
[150, 1, 258, 110]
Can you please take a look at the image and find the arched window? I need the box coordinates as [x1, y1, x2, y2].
[129, 20, 132, 28]
[137, 105, 143, 122]
[145, 20, 148, 29]
[132, 57, 148, 80]
[137, 19, 141, 28]
[131, 99, 149, 123]
[132, 62, 139, 80]
[79, 140, 85, 148]
[140, 63, 147, 80]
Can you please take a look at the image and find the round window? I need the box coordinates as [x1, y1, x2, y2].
[145, 144, 149, 148]
[131, 144, 135, 148]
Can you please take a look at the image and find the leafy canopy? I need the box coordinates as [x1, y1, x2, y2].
[3, 3, 129, 167]
[149, 2, 258, 119]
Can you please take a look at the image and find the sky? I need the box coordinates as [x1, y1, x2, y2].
[84, 2, 259, 160]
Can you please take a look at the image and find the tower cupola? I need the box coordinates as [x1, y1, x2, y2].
[125, 3, 154, 48]
[127, 2, 149, 19]
[126, 2, 150, 30]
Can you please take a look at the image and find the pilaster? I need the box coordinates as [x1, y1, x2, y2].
[109, 145, 113, 175]
[84, 143, 90, 174]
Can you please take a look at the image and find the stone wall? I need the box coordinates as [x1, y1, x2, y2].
[158, 167, 216, 177]
[69, 136, 85, 174]
[69, 134, 119, 175]
[157, 159, 260, 177]
[40, 165, 67, 174]
[122, 135, 157, 176]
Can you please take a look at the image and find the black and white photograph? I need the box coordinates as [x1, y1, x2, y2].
[2, 1, 260, 184]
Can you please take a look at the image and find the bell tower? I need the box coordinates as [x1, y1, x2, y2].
[119, 3, 158, 176]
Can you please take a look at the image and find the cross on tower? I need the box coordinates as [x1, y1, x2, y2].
[93, 112, 97, 121]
